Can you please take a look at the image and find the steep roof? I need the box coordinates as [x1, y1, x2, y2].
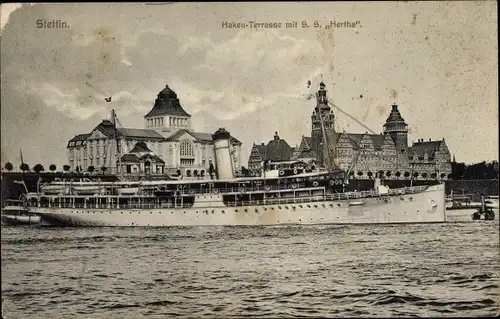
[165, 129, 242, 145]
[409, 140, 442, 159]
[118, 128, 165, 140]
[120, 154, 140, 163]
[69, 133, 90, 142]
[94, 120, 165, 140]
[337, 133, 389, 150]
[129, 142, 153, 153]
[67, 133, 91, 147]
[140, 153, 165, 164]
[144, 85, 191, 118]
[264, 132, 293, 161]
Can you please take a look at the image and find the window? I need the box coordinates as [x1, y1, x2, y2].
[180, 140, 194, 157]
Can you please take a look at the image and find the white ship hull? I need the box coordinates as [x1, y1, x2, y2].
[32, 184, 446, 227]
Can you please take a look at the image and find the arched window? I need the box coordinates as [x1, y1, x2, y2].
[180, 140, 194, 157]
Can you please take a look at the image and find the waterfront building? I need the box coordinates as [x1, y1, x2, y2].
[249, 81, 452, 180]
[67, 85, 242, 177]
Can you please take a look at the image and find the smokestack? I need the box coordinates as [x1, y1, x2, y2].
[212, 128, 235, 180]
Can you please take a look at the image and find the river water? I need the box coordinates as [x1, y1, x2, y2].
[2, 217, 499, 318]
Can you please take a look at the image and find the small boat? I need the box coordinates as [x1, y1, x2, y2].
[40, 183, 69, 195]
[1, 199, 40, 226]
[73, 184, 106, 195]
[116, 186, 140, 195]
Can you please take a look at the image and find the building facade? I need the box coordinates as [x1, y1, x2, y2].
[67, 85, 242, 178]
[247, 131, 293, 173]
[248, 81, 452, 180]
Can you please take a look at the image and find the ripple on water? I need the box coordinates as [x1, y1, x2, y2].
[1, 221, 499, 318]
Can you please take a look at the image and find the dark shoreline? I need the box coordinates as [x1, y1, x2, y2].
[1, 172, 498, 206]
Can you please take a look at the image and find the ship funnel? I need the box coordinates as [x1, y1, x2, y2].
[212, 128, 235, 180]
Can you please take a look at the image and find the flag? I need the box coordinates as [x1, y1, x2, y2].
[105, 97, 112, 102]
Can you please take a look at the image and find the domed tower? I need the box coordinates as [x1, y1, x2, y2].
[383, 103, 409, 165]
[310, 81, 336, 166]
[144, 85, 192, 136]
[212, 128, 235, 180]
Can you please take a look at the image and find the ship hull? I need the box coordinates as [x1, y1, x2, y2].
[1, 214, 41, 226]
[31, 184, 446, 227]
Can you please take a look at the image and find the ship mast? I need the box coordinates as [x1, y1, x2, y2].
[316, 92, 332, 171]
[111, 109, 123, 179]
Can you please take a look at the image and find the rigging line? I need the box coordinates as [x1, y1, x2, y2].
[328, 101, 378, 135]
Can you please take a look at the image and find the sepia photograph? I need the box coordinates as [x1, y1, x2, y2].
[1, 1, 498, 318]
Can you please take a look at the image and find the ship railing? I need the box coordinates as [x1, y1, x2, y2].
[324, 185, 430, 201]
[173, 183, 314, 195]
[37, 202, 194, 210]
[229, 196, 326, 206]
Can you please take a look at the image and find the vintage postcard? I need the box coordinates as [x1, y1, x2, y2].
[1, 2, 498, 318]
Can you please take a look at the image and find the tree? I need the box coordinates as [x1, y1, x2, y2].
[101, 166, 107, 174]
[421, 172, 428, 179]
[395, 171, 401, 179]
[87, 165, 95, 173]
[33, 164, 45, 173]
[49, 164, 57, 172]
[20, 163, 30, 172]
[63, 165, 70, 172]
[404, 171, 410, 178]
[241, 166, 249, 177]
[4, 162, 13, 171]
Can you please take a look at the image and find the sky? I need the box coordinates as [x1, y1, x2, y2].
[0, 2, 498, 169]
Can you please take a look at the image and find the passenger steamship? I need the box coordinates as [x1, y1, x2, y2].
[25, 101, 446, 227]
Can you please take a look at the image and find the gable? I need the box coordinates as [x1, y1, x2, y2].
[358, 134, 374, 149]
[381, 134, 397, 150]
[336, 133, 354, 148]
[88, 128, 109, 140]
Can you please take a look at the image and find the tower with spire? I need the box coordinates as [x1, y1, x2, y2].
[310, 79, 336, 167]
[144, 85, 192, 137]
[383, 103, 409, 168]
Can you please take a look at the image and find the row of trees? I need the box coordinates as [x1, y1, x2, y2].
[450, 160, 499, 180]
[2, 163, 108, 174]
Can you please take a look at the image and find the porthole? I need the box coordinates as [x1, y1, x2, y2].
[150, 212, 153, 214]
[329, 204, 333, 207]
[244, 209, 248, 212]
[299, 205, 303, 208]
[307, 205, 311, 208]
[322, 204, 325, 208]
[314, 205, 318, 208]
[285, 206, 288, 209]
[255, 209, 258, 213]
[235, 209, 238, 212]
[337, 204, 341, 207]
[271, 207, 275, 210]
[278, 206, 282, 209]
[222, 210, 225, 214]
